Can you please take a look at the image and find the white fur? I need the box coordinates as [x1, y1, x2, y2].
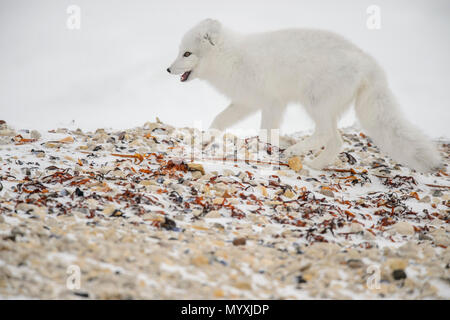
[169, 19, 441, 172]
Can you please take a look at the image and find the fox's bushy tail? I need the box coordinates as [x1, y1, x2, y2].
[355, 70, 441, 172]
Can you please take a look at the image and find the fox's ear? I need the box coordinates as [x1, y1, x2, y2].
[201, 19, 221, 46]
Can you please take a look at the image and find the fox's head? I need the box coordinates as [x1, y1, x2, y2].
[167, 19, 222, 82]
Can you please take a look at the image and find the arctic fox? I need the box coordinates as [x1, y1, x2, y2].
[167, 19, 441, 172]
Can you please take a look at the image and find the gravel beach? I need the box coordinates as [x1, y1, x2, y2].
[0, 119, 449, 299]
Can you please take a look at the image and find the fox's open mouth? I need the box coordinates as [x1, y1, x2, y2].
[181, 71, 191, 82]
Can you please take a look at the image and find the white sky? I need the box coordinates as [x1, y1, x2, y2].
[1, 0, 449, 138]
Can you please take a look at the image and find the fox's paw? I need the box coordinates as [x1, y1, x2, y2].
[283, 143, 309, 158]
[279, 135, 297, 149]
[302, 159, 326, 171]
[283, 146, 298, 158]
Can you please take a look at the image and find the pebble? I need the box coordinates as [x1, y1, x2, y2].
[59, 136, 74, 143]
[213, 197, 224, 205]
[191, 255, 209, 266]
[205, 210, 221, 218]
[260, 186, 268, 197]
[347, 259, 364, 269]
[319, 188, 334, 198]
[191, 171, 202, 179]
[350, 222, 364, 233]
[432, 190, 443, 197]
[0, 122, 448, 300]
[102, 205, 116, 215]
[283, 189, 295, 199]
[390, 221, 415, 236]
[392, 269, 407, 280]
[30, 130, 41, 140]
[386, 258, 408, 271]
[187, 163, 205, 175]
[232, 238, 246, 246]
[288, 157, 303, 172]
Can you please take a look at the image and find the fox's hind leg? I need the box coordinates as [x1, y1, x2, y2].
[284, 106, 344, 169]
[284, 132, 326, 157]
[304, 131, 343, 169]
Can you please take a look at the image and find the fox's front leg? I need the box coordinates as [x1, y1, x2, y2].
[209, 103, 256, 131]
[259, 105, 286, 145]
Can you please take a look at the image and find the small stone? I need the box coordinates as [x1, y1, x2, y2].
[30, 130, 41, 139]
[319, 188, 334, 198]
[192, 209, 202, 217]
[187, 163, 205, 175]
[419, 195, 431, 203]
[161, 217, 177, 231]
[205, 210, 221, 218]
[386, 258, 408, 271]
[191, 171, 202, 179]
[299, 168, 310, 176]
[233, 281, 251, 290]
[75, 188, 84, 197]
[391, 221, 415, 236]
[284, 189, 295, 199]
[110, 209, 124, 217]
[59, 136, 74, 143]
[266, 200, 283, 206]
[35, 151, 45, 158]
[191, 255, 209, 266]
[288, 157, 303, 172]
[213, 197, 224, 205]
[102, 205, 116, 215]
[213, 289, 225, 298]
[347, 259, 364, 269]
[302, 272, 315, 281]
[418, 232, 432, 241]
[350, 222, 364, 233]
[392, 269, 407, 280]
[432, 189, 443, 197]
[232, 238, 246, 246]
[432, 233, 450, 247]
[213, 183, 227, 193]
[260, 186, 268, 197]
[139, 180, 155, 186]
[73, 291, 90, 298]
[0, 129, 15, 136]
[45, 142, 60, 148]
[213, 223, 224, 230]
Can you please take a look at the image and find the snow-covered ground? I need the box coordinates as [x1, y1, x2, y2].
[0, 0, 449, 138]
[0, 120, 449, 299]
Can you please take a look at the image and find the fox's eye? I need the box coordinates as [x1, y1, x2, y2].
[183, 52, 191, 57]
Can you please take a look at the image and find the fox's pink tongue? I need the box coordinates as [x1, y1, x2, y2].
[180, 71, 191, 82]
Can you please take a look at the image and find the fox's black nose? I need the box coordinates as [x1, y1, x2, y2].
[167, 68, 171, 73]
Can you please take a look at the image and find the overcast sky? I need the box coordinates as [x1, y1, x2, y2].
[1, 0, 449, 138]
